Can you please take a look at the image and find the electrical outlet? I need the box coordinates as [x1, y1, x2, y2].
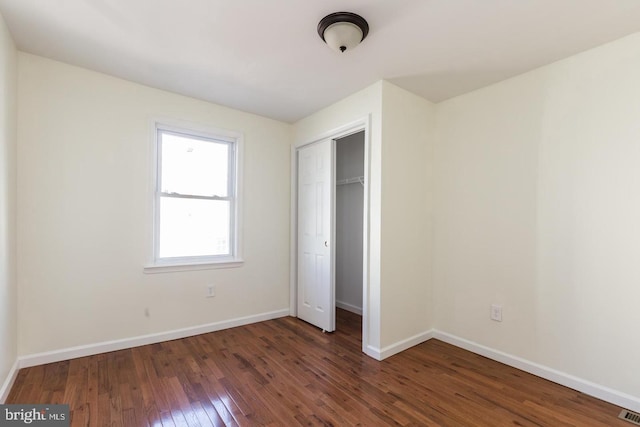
[206, 285, 215, 298]
[490, 304, 503, 322]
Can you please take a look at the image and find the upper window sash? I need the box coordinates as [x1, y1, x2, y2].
[156, 128, 236, 199]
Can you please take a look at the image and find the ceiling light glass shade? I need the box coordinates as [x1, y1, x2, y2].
[318, 12, 369, 53]
[323, 22, 363, 53]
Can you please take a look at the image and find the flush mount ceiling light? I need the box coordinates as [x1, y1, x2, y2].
[317, 12, 369, 53]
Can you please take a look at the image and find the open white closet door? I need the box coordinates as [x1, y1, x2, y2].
[296, 138, 335, 332]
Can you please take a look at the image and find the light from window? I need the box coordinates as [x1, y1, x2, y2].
[154, 124, 238, 263]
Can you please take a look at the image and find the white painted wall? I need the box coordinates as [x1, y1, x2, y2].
[293, 82, 383, 352]
[17, 54, 292, 356]
[434, 32, 640, 398]
[379, 82, 435, 350]
[336, 132, 364, 314]
[0, 11, 17, 400]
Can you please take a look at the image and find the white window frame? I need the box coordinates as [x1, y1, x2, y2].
[144, 120, 243, 273]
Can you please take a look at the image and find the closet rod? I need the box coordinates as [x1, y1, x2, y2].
[336, 176, 364, 187]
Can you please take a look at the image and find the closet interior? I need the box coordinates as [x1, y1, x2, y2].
[335, 131, 365, 320]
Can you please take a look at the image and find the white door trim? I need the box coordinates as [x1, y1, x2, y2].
[290, 116, 372, 354]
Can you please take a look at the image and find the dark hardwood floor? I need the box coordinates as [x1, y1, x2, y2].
[7, 309, 629, 426]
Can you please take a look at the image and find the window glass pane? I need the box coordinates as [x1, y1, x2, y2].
[161, 131, 229, 197]
[159, 197, 230, 258]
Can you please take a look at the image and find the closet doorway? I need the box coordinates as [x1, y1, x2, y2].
[295, 128, 365, 337]
[335, 132, 364, 319]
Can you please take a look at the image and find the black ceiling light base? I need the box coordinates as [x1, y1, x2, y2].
[317, 12, 369, 53]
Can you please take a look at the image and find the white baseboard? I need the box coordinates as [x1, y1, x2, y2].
[0, 360, 19, 403]
[366, 329, 434, 361]
[18, 309, 290, 369]
[433, 331, 640, 413]
[363, 346, 381, 360]
[336, 300, 362, 315]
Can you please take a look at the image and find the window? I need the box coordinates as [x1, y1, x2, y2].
[148, 122, 242, 271]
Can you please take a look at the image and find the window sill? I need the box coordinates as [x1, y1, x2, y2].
[143, 259, 244, 274]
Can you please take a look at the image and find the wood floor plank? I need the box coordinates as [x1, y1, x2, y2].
[6, 309, 631, 426]
[86, 357, 100, 427]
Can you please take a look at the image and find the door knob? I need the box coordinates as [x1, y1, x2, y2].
[324, 241, 328, 247]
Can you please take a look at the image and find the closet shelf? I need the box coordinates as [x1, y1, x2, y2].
[337, 176, 364, 187]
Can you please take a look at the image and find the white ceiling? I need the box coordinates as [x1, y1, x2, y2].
[1, 0, 639, 123]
